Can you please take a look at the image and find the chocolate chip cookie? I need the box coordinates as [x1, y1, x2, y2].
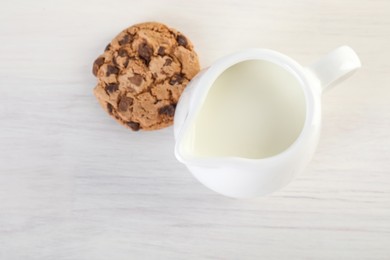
[92, 22, 200, 131]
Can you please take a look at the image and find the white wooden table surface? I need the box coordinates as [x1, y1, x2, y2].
[1, 0, 389, 259]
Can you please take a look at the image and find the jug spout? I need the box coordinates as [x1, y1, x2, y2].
[173, 70, 206, 164]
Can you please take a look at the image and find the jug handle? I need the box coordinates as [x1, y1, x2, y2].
[308, 46, 361, 93]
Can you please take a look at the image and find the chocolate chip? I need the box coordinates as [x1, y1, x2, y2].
[107, 103, 113, 115]
[118, 96, 133, 111]
[105, 44, 111, 51]
[127, 121, 140, 131]
[118, 48, 128, 57]
[105, 83, 119, 93]
[112, 56, 119, 67]
[92, 56, 105, 76]
[164, 58, 172, 66]
[115, 55, 129, 68]
[157, 46, 165, 56]
[169, 73, 184, 85]
[129, 74, 143, 86]
[138, 42, 153, 64]
[158, 105, 176, 117]
[118, 34, 132, 45]
[106, 65, 119, 76]
[176, 35, 188, 47]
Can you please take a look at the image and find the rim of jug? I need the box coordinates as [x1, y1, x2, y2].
[175, 48, 317, 167]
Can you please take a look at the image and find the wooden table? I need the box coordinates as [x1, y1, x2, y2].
[1, 0, 389, 259]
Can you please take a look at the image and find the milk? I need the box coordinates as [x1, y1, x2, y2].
[183, 60, 306, 159]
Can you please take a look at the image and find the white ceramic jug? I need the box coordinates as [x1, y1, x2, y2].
[174, 46, 361, 198]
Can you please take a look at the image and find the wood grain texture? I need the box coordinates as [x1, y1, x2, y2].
[0, 0, 389, 259]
